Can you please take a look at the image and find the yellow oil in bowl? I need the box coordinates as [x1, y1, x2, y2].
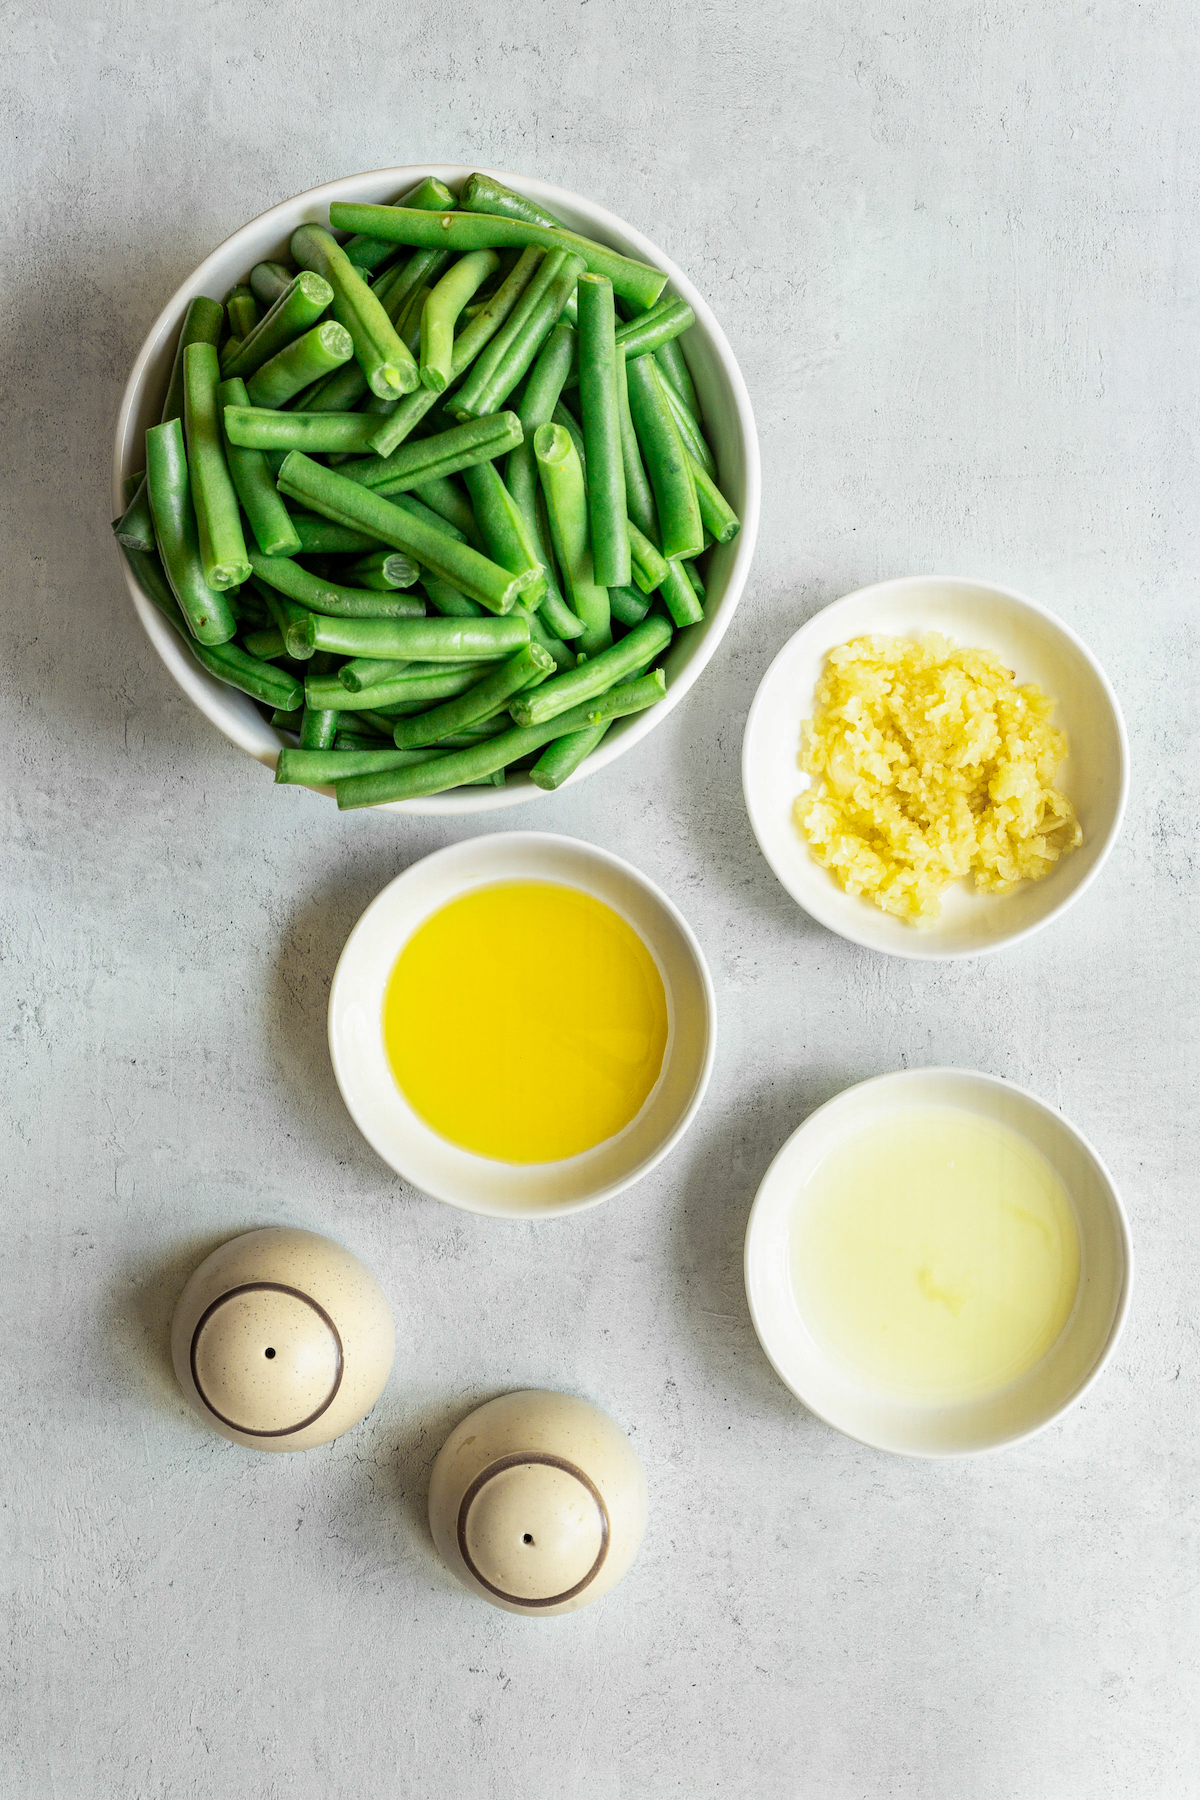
[383, 881, 668, 1164]
[790, 1105, 1081, 1404]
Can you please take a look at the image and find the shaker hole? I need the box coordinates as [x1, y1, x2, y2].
[522, 1533, 534, 1545]
[264, 1347, 277, 1359]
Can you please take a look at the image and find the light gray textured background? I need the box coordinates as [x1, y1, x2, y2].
[3, 3, 1197, 1796]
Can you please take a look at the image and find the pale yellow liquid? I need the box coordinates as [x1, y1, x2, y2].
[789, 1105, 1080, 1403]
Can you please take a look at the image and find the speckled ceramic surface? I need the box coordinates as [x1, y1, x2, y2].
[428, 1390, 648, 1616]
[170, 1228, 395, 1452]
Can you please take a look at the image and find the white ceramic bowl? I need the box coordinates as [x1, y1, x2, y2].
[113, 165, 760, 815]
[327, 832, 715, 1217]
[744, 1068, 1132, 1457]
[742, 576, 1128, 959]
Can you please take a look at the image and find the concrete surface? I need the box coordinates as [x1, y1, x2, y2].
[2, 3, 1197, 1796]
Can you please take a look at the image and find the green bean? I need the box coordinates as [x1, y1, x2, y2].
[410, 479, 481, 546]
[335, 728, 392, 751]
[299, 701, 339, 751]
[508, 320, 575, 524]
[224, 406, 382, 455]
[533, 422, 610, 655]
[685, 560, 706, 596]
[552, 398, 587, 471]
[277, 745, 452, 783]
[615, 344, 657, 541]
[420, 250, 500, 392]
[276, 451, 534, 614]
[288, 360, 370, 415]
[182, 341, 253, 591]
[659, 370, 716, 480]
[287, 512, 383, 555]
[530, 721, 611, 790]
[335, 669, 665, 807]
[344, 174, 457, 276]
[220, 272, 335, 380]
[627, 518, 670, 593]
[271, 707, 303, 732]
[246, 547, 425, 621]
[509, 614, 671, 726]
[615, 296, 695, 363]
[423, 575, 483, 618]
[624, 354, 703, 561]
[256, 584, 315, 659]
[396, 282, 431, 356]
[686, 452, 740, 544]
[225, 285, 258, 340]
[659, 557, 704, 627]
[327, 203, 668, 311]
[366, 247, 543, 458]
[450, 249, 584, 421]
[392, 642, 554, 747]
[459, 172, 565, 229]
[244, 321, 353, 408]
[144, 420, 237, 643]
[301, 613, 529, 661]
[306, 663, 499, 712]
[338, 656, 408, 693]
[576, 274, 629, 587]
[192, 638, 304, 710]
[249, 261, 296, 307]
[375, 248, 453, 326]
[113, 474, 157, 551]
[339, 413, 523, 497]
[355, 710, 405, 735]
[516, 597, 576, 669]
[345, 548, 421, 589]
[161, 295, 225, 426]
[461, 462, 546, 605]
[291, 224, 419, 399]
[216, 376, 302, 558]
[655, 334, 701, 422]
[243, 627, 287, 660]
[118, 540, 182, 626]
[607, 584, 651, 628]
[121, 470, 144, 506]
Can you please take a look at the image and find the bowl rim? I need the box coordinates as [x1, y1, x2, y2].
[325, 829, 718, 1218]
[743, 1065, 1134, 1458]
[741, 573, 1131, 961]
[112, 164, 761, 816]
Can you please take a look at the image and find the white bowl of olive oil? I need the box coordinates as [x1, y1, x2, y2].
[744, 1068, 1131, 1457]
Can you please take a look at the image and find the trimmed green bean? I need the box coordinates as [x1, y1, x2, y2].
[245, 321, 353, 408]
[624, 354, 703, 561]
[224, 406, 382, 455]
[392, 642, 554, 747]
[246, 547, 425, 620]
[617, 296, 695, 362]
[659, 370, 716, 480]
[299, 687, 339, 749]
[366, 246, 543, 458]
[628, 518, 670, 593]
[113, 475, 157, 551]
[420, 249, 500, 392]
[334, 670, 666, 807]
[118, 540, 183, 626]
[306, 663, 499, 712]
[221, 272, 335, 380]
[339, 412, 523, 497]
[277, 745, 452, 783]
[217, 376, 302, 557]
[291, 224, 419, 399]
[656, 334, 701, 422]
[533, 422, 610, 654]
[608, 584, 651, 627]
[450, 249, 584, 421]
[508, 613, 671, 727]
[659, 557, 704, 627]
[686, 452, 740, 544]
[287, 512, 383, 555]
[461, 462, 546, 605]
[144, 418, 237, 643]
[249, 262, 296, 307]
[615, 343, 657, 541]
[530, 721, 610, 790]
[459, 172, 565, 229]
[410, 479, 481, 546]
[552, 398, 587, 471]
[335, 729, 393, 750]
[288, 360, 369, 415]
[576, 274, 629, 587]
[423, 575, 483, 618]
[257, 584, 315, 659]
[338, 656, 408, 693]
[122, 470, 144, 506]
[275, 451, 535, 614]
[685, 559, 706, 596]
[243, 627, 287, 660]
[226, 286, 258, 340]
[344, 174, 457, 276]
[345, 549, 421, 589]
[161, 295, 225, 426]
[327, 203, 668, 311]
[271, 707, 304, 731]
[302, 613, 529, 661]
[508, 320, 575, 525]
[192, 638, 304, 710]
[397, 282, 431, 356]
[181, 343, 251, 590]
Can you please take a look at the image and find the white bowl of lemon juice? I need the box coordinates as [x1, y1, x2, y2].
[328, 832, 715, 1217]
[744, 1069, 1131, 1457]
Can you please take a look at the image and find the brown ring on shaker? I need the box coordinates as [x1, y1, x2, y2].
[189, 1282, 344, 1438]
[456, 1452, 611, 1608]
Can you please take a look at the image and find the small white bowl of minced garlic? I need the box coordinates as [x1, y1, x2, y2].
[741, 576, 1128, 959]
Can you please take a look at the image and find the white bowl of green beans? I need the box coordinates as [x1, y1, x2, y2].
[112, 166, 760, 814]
